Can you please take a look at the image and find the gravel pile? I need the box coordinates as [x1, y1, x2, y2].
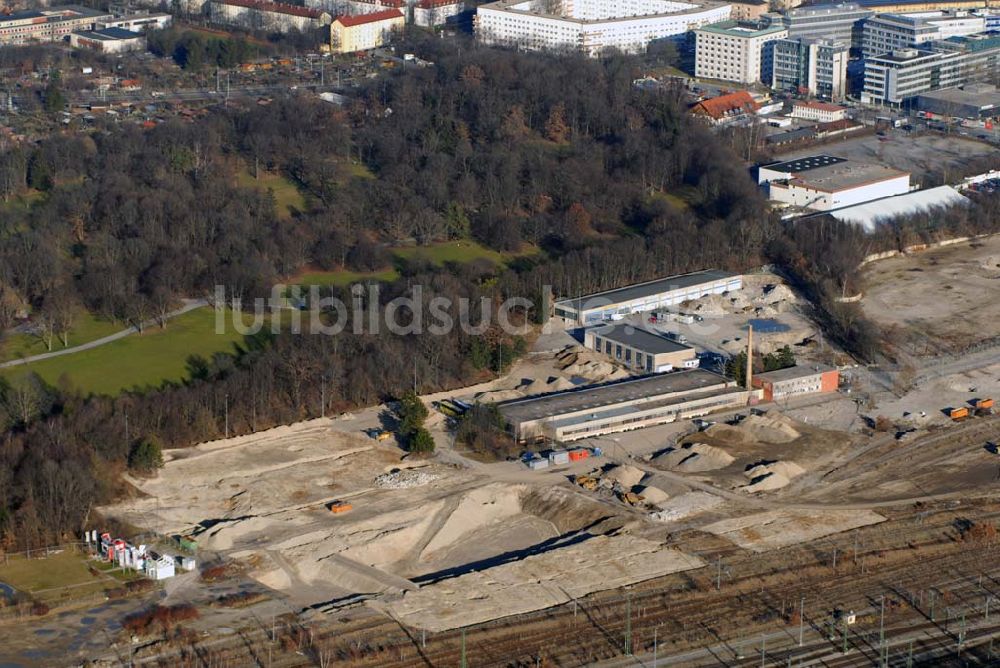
[374, 469, 439, 489]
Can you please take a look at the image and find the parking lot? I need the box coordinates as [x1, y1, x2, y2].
[773, 131, 998, 186]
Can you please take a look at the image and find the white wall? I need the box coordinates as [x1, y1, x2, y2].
[769, 174, 911, 210]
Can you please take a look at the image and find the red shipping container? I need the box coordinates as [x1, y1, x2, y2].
[568, 449, 590, 461]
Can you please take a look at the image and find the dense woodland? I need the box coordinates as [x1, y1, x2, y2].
[0, 37, 997, 546]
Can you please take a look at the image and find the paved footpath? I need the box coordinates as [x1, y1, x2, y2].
[0, 299, 209, 369]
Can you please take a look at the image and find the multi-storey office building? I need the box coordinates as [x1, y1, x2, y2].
[861, 10, 986, 57]
[781, 2, 872, 47]
[772, 36, 850, 98]
[861, 32, 1000, 104]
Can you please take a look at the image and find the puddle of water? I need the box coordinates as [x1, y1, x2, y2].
[745, 318, 790, 333]
[79, 616, 96, 626]
[32, 629, 56, 636]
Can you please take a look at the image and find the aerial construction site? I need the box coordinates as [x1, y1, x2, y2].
[32, 241, 1000, 667]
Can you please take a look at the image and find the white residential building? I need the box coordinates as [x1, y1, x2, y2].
[0, 5, 112, 45]
[861, 10, 986, 57]
[476, 0, 731, 57]
[694, 18, 788, 84]
[790, 99, 849, 121]
[96, 12, 173, 31]
[412, 0, 465, 26]
[310, 0, 462, 26]
[330, 9, 405, 52]
[209, 0, 332, 32]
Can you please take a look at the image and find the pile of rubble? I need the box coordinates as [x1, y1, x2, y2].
[373, 469, 439, 489]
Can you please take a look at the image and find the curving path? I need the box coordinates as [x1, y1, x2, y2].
[0, 299, 209, 369]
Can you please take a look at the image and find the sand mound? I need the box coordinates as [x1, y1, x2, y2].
[556, 345, 629, 382]
[604, 464, 646, 488]
[516, 376, 577, 394]
[636, 485, 669, 507]
[745, 460, 804, 480]
[742, 472, 790, 492]
[654, 443, 734, 472]
[742, 414, 800, 443]
[421, 484, 527, 559]
[704, 413, 801, 446]
[474, 389, 525, 403]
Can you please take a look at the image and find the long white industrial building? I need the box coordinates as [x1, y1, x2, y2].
[554, 269, 741, 326]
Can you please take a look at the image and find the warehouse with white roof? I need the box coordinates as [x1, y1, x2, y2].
[553, 270, 742, 327]
[828, 185, 970, 231]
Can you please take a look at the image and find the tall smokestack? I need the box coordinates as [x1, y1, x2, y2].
[745, 324, 753, 392]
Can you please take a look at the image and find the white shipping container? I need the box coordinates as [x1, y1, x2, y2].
[548, 451, 570, 465]
[527, 458, 549, 470]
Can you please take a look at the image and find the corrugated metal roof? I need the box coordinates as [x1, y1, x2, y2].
[829, 186, 970, 231]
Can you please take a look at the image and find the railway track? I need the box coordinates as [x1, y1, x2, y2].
[305, 504, 1000, 668]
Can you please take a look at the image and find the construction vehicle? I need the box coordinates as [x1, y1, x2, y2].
[949, 407, 970, 421]
[328, 501, 353, 514]
[975, 398, 994, 416]
[575, 475, 599, 491]
[365, 428, 393, 441]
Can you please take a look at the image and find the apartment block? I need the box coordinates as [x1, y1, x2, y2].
[476, 0, 731, 57]
[694, 18, 789, 84]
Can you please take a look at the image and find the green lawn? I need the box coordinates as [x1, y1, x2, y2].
[0, 189, 44, 215]
[293, 241, 539, 288]
[0, 550, 94, 591]
[1, 307, 249, 396]
[0, 310, 121, 363]
[394, 240, 507, 266]
[652, 191, 692, 211]
[294, 267, 400, 287]
[236, 169, 307, 220]
[347, 162, 376, 180]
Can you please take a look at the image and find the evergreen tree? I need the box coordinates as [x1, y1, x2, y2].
[128, 438, 164, 473]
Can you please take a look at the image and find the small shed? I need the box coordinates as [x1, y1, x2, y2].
[144, 551, 176, 580]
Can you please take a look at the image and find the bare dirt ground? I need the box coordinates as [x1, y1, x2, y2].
[84, 249, 1000, 665]
[775, 133, 997, 184]
[862, 236, 1000, 355]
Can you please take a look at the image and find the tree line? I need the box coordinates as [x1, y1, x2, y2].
[0, 36, 996, 546]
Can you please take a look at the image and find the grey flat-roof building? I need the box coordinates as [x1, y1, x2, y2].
[781, 3, 871, 47]
[915, 83, 1000, 119]
[584, 324, 698, 373]
[499, 369, 756, 443]
[554, 270, 742, 326]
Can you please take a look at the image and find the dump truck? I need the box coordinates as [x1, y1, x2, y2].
[949, 407, 970, 421]
[365, 428, 393, 441]
[975, 398, 994, 416]
[575, 475, 599, 491]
